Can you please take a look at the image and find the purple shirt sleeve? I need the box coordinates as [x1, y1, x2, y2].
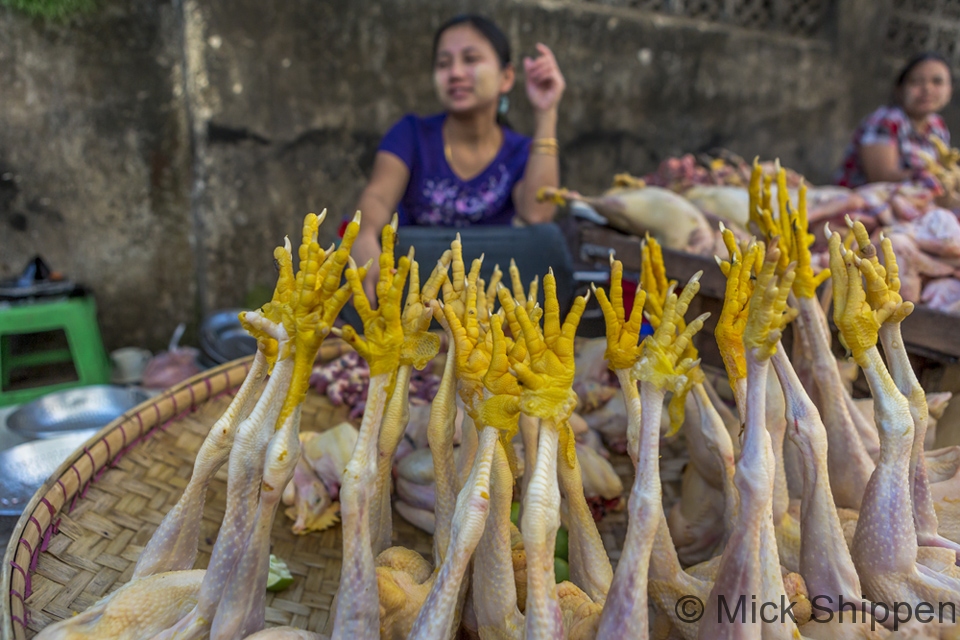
[378, 115, 418, 170]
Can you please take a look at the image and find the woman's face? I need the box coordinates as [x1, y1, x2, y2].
[900, 59, 953, 119]
[433, 25, 514, 115]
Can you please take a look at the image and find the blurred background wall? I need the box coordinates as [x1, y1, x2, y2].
[0, 0, 950, 349]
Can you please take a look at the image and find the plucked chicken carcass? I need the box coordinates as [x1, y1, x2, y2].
[922, 278, 960, 313]
[282, 423, 358, 535]
[536, 183, 715, 255]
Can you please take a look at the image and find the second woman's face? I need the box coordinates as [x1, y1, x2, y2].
[433, 25, 513, 115]
[901, 59, 953, 119]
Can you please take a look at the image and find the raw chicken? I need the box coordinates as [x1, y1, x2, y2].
[538, 185, 715, 255]
[881, 232, 955, 302]
[906, 208, 960, 258]
[922, 278, 960, 313]
[827, 231, 960, 613]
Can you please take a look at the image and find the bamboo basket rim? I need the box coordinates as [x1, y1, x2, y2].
[1, 356, 255, 640]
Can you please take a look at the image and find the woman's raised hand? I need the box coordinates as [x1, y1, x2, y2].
[523, 43, 565, 114]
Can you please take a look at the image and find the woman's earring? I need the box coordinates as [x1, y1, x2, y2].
[498, 94, 510, 116]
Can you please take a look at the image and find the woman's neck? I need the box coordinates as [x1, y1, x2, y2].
[903, 107, 933, 134]
[444, 109, 501, 147]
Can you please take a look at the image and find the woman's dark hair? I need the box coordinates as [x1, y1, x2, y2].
[894, 51, 952, 91]
[432, 14, 511, 69]
[432, 14, 513, 127]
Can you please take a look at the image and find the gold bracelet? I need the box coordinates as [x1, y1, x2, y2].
[531, 137, 559, 156]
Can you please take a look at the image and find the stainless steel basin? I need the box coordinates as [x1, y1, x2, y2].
[0, 431, 94, 515]
[6, 385, 150, 440]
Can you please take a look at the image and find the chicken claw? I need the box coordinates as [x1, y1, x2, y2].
[634, 272, 709, 392]
[440, 233, 484, 324]
[341, 251, 409, 377]
[511, 269, 587, 425]
[478, 314, 523, 444]
[828, 229, 893, 366]
[401, 255, 447, 369]
[443, 278, 493, 417]
[640, 237, 704, 433]
[593, 256, 647, 371]
[743, 242, 797, 362]
[715, 233, 764, 412]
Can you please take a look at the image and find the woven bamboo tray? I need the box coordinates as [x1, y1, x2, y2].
[2, 351, 679, 639]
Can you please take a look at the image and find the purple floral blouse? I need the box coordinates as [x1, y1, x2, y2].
[378, 113, 532, 227]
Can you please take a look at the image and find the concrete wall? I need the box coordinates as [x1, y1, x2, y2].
[1, 0, 936, 350]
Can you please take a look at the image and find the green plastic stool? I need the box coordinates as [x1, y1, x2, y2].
[0, 296, 111, 407]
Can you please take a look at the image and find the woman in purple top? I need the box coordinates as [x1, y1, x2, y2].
[352, 14, 566, 297]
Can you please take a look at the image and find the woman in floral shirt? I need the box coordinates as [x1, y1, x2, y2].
[835, 52, 953, 195]
[351, 14, 566, 299]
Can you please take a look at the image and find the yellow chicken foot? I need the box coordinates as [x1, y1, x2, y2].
[592, 255, 646, 465]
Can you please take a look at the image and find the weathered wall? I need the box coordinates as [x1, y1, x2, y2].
[0, 0, 193, 348]
[1, 0, 930, 350]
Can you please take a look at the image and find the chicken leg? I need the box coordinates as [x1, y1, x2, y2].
[849, 222, 960, 555]
[771, 346, 892, 637]
[827, 230, 960, 613]
[133, 317, 268, 578]
[370, 244, 448, 555]
[750, 164, 875, 510]
[596, 271, 709, 639]
[504, 270, 588, 639]
[698, 242, 800, 639]
[331, 240, 412, 639]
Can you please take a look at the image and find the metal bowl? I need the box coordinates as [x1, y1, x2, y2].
[200, 308, 258, 365]
[0, 431, 95, 515]
[6, 385, 151, 440]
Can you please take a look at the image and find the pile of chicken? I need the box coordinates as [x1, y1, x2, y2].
[542, 147, 960, 316]
[34, 158, 960, 639]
